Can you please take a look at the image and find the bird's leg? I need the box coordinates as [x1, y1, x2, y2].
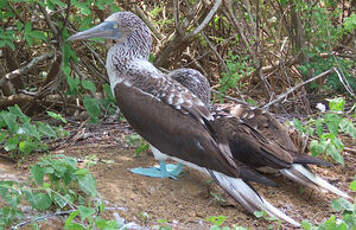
[167, 163, 184, 177]
[129, 161, 183, 179]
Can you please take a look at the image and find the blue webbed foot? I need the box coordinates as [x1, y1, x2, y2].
[130, 161, 184, 180]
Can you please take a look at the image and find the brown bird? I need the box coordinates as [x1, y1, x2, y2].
[169, 68, 351, 200]
[68, 12, 300, 227]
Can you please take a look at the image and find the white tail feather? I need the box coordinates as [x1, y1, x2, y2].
[281, 164, 351, 200]
[210, 170, 301, 227]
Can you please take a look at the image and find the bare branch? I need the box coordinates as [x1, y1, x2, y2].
[187, 0, 222, 37]
[262, 68, 335, 109]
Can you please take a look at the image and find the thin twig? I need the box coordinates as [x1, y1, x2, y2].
[187, 0, 222, 37]
[11, 207, 126, 229]
[262, 68, 335, 109]
[212, 89, 250, 105]
[334, 67, 355, 97]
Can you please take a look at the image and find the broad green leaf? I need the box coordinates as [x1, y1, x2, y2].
[53, 193, 72, 208]
[19, 140, 38, 154]
[327, 98, 345, 112]
[37, 122, 57, 138]
[1, 112, 19, 134]
[31, 164, 44, 185]
[95, 218, 120, 229]
[64, 210, 81, 229]
[350, 180, 356, 192]
[66, 76, 80, 95]
[324, 113, 342, 135]
[74, 169, 90, 176]
[4, 136, 19, 152]
[327, 144, 344, 165]
[78, 205, 95, 221]
[81, 79, 96, 93]
[83, 96, 101, 123]
[331, 198, 352, 212]
[30, 31, 47, 41]
[309, 140, 325, 157]
[22, 122, 41, 141]
[27, 192, 52, 211]
[339, 119, 356, 138]
[78, 174, 97, 197]
[9, 105, 30, 123]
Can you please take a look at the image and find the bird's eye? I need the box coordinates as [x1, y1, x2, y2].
[113, 23, 118, 29]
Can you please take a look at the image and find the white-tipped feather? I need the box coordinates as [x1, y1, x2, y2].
[210, 170, 301, 227]
[150, 147, 301, 227]
[281, 164, 351, 200]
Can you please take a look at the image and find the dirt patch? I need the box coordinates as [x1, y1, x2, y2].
[1, 122, 355, 229]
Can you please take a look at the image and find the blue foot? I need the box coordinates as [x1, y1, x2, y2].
[130, 161, 184, 180]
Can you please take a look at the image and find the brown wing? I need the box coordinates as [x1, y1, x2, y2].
[214, 103, 331, 167]
[114, 81, 276, 186]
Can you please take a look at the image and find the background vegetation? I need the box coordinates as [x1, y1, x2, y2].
[0, 0, 355, 229]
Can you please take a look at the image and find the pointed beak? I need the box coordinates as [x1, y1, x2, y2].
[67, 21, 121, 41]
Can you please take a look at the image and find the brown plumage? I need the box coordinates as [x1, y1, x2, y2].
[170, 68, 351, 200]
[68, 12, 302, 227]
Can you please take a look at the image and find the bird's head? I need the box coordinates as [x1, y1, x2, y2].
[169, 69, 211, 105]
[68, 11, 152, 55]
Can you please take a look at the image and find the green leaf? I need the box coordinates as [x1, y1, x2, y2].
[26, 192, 52, 211]
[324, 113, 342, 135]
[315, 118, 324, 137]
[1, 111, 19, 134]
[78, 205, 95, 221]
[31, 164, 44, 185]
[331, 198, 352, 212]
[66, 76, 80, 95]
[22, 123, 41, 141]
[4, 136, 19, 152]
[78, 174, 97, 197]
[47, 111, 67, 123]
[49, 0, 67, 7]
[293, 118, 304, 133]
[37, 122, 57, 138]
[30, 31, 47, 41]
[339, 119, 356, 138]
[74, 169, 90, 176]
[53, 193, 72, 208]
[9, 105, 30, 123]
[83, 96, 101, 123]
[81, 79, 96, 93]
[350, 180, 356, 192]
[103, 83, 115, 101]
[327, 98, 345, 112]
[327, 144, 344, 165]
[309, 140, 325, 157]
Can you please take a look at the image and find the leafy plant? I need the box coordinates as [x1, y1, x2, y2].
[301, 176, 356, 230]
[293, 97, 356, 164]
[218, 52, 254, 100]
[206, 215, 248, 230]
[125, 133, 149, 156]
[0, 105, 68, 156]
[0, 155, 119, 229]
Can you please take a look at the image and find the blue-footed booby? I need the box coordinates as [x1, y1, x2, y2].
[68, 12, 301, 227]
[169, 68, 351, 200]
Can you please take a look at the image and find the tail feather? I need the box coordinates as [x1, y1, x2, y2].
[294, 155, 333, 167]
[209, 170, 300, 227]
[280, 164, 351, 200]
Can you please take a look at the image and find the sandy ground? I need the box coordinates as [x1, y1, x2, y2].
[1, 121, 355, 229]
